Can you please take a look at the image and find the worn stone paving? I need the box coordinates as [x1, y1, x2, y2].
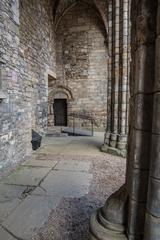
[0, 135, 126, 240]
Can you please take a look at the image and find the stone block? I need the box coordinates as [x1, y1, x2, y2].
[150, 134, 160, 179]
[144, 213, 160, 240]
[0, 197, 21, 223]
[129, 169, 149, 202]
[0, 184, 28, 223]
[152, 93, 160, 134]
[128, 200, 146, 236]
[155, 37, 160, 91]
[147, 177, 160, 217]
[2, 166, 50, 186]
[132, 130, 151, 170]
[0, 226, 16, 240]
[134, 94, 153, 131]
[157, 4, 160, 35]
[0, 183, 26, 199]
[55, 160, 91, 172]
[135, 45, 155, 93]
[32, 170, 92, 198]
[21, 159, 58, 169]
[2, 195, 60, 240]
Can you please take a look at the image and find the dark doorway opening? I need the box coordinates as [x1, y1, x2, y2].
[54, 99, 67, 126]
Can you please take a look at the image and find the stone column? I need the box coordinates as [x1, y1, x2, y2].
[103, 0, 113, 147]
[144, 2, 160, 239]
[102, 0, 130, 158]
[89, 0, 158, 240]
[126, 0, 157, 239]
[117, 0, 130, 152]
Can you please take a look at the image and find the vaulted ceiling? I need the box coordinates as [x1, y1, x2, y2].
[52, 0, 108, 32]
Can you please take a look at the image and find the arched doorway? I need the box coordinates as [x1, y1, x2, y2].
[54, 96, 68, 126]
[48, 85, 74, 127]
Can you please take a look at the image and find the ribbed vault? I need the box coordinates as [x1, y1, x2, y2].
[52, 0, 108, 33]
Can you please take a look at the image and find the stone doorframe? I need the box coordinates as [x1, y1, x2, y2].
[48, 85, 74, 127]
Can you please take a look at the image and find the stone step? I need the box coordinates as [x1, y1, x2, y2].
[46, 127, 68, 137]
[45, 132, 68, 137]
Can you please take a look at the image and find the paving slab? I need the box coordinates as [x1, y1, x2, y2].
[0, 198, 21, 223]
[37, 145, 67, 155]
[21, 159, 58, 169]
[0, 226, 16, 240]
[32, 170, 93, 198]
[0, 184, 27, 223]
[2, 166, 50, 186]
[0, 183, 26, 198]
[55, 160, 91, 172]
[2, 195, 60, 240]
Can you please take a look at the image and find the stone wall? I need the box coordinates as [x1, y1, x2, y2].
[0, 0, 30, 171]
[19, 0, 56, 132]
[55, 2, 108, 129]
[0, 0, 56, 172]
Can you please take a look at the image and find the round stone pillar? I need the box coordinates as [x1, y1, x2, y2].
[102, 0, 130, 158]
[144, 2, 160, 239]
[90, 0, 158, 240]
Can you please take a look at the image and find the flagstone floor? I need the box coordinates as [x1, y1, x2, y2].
[0, 134, 126, 240]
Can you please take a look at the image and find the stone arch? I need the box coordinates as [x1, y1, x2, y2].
[48, 85, 74, 127]
[54, 0, 107, 36]
[49, 85, 74, 103]
[55, 1, 108, 129]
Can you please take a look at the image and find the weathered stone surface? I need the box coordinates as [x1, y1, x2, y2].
[127, 200, 146, 236]
[0, 226, 16, 240]
[0, 1, 160, 240]
[131, 130, 151, 170]
[90, 211, 127, 240]
[2, 195, 60, 240]
[129, 169, 149, 202]
[147, 177, 160, 218]
[0, 183, 26, 198]
[0, 0, 56, 171]
[2, 166, 50, 186]
[152, 93, 160, 134]
[134, 94, 153, 131]
[144, 213, 160, 240]
[32, 170, 92, 198]
[0, 198, 21, 223]
[54, 2, 108, 129]
[55, 160, 91, 172]
[102, 0, 130, 157]
[155, 37, 160, 91]
[21, 159, 58, 169]
[135, 45, 155, 93]
[0, 184, 27, 223]
[150, 134, 160, 179]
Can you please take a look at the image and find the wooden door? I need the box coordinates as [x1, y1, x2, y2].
[54, 99, 67, 126]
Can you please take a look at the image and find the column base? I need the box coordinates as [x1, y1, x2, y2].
[101, 144, 127, 158]
[89, 211, 127, 240]
[102, 133, 127, 158]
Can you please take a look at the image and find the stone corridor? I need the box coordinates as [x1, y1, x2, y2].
[0, 135, 125, 240]
[1, 0, 160, 239]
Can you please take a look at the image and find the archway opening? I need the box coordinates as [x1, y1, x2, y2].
[55, 1, 108, 133]
[54, 98, 68, 127]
